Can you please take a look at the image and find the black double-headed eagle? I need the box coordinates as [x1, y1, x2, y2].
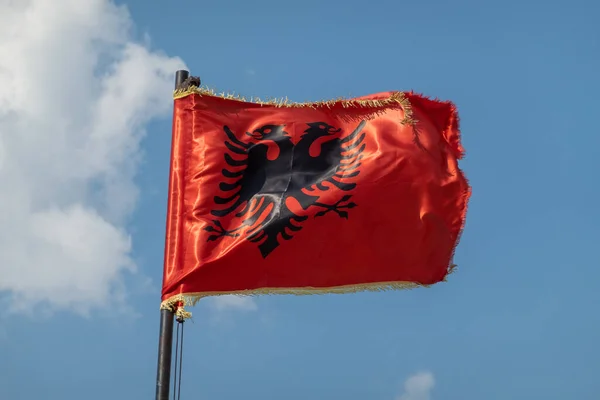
[204, 120, 367, 258]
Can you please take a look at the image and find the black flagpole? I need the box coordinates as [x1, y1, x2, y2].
[155, 69, 190, 400]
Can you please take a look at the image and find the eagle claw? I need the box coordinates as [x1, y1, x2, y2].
[204, 220, 241, 241]
[313, 195, 357, 219]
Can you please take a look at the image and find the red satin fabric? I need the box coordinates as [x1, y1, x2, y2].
[161, 92, 470, 301]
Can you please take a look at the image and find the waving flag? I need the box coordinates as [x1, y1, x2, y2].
[160, 85, 470, 311]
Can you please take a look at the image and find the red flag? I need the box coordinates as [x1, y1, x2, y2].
[161, 86, 470, 310]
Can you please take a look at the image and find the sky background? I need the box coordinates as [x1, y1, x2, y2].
[1, 0, 599, 399]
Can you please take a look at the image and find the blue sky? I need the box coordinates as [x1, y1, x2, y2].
[1, 0, 599, 399]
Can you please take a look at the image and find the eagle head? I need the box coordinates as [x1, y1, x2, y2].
[247, 124, 287, 141]
[302, 122, 341, 139]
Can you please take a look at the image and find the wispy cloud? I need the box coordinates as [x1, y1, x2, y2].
[0, 0, 185, 316]
[396, 372, 435, 400]
[209, 295, 258, 312]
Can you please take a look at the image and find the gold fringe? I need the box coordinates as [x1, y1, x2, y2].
[160, 265, 456, 320]
[175, 307, 192, 322]
[173, 85, 416, 125]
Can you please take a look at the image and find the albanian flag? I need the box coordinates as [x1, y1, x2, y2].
[161, 85, 470, 310]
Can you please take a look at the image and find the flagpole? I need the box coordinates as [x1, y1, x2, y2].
[155, 69, 190, 400]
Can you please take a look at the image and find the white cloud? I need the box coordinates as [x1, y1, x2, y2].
[210, 295, 258, 312]
[0, 0, 186, 316]
[396, 372, 435, 400]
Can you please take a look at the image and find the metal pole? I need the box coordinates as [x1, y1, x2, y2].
[155, 69, 190, 400]
[155, 308, 175, 400]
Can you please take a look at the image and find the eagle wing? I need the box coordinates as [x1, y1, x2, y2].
[305, 120, 367, 193]
[206, 126, 276, 241]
